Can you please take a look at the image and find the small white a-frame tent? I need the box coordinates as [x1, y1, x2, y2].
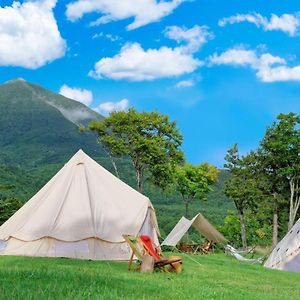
[0, 150, 160, 260]
[161, 213, 228, 246]
[264, 218, 300, 273]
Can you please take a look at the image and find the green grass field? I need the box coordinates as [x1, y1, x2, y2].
[0, 253, 299, 300]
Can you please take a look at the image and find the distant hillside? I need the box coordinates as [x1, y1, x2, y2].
[0, 79, 104, 167]
[0, 78, 234, 236]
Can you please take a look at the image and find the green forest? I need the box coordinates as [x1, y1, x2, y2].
[0, 80, 299, 250]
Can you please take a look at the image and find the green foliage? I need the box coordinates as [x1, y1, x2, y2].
[258, 112, 300, 230]
[0, 164, 64, 201]
[89, 108, 184, 191]
[219, 211, 241, 245]
[0, 198, 23, 225]
[176, 163, 219, 201]
[224, 145, 265, 247]
[219, 211, 272, 248]
[260, 113, 300, 179]
[175, 163, 219, 217]
[0, 79, 235, 242]
[0, 79, 104, 168]
[224, 145, 261, 212]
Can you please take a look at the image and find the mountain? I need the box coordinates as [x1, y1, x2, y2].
[0, 78, 104, 167]
[0, 78, 234, 236]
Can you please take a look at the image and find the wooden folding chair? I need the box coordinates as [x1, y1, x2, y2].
[123, 235, 183, 272]
[138, 235, 183, 272]
[199, 240, 214, 254]
[122, 235, 144, 271]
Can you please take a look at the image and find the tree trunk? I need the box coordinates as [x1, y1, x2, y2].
[272, 196, 278, 248]
[136, 168, 142, 193]
[184, 201, 189, 218]
[103, 146, 120, 178]
[109, 154, 120, 179]
[183, 200, 190, 243]
[288, 178, 300, 230]
[133, 159, 143, 193]
[239, 210, 247, 249]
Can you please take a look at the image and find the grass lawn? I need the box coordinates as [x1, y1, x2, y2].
[0, 253, 299, 300]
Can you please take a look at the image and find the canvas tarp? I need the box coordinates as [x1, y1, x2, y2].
[0, 149, 160, 260]
[264, 218, 300, 273]
[161, 213, 228, 246]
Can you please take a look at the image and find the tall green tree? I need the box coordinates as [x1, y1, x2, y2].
[256, 146, 287, 247]
[259, 113, 300, 231]
[224, 145, 261, 248]
[175, 163, 219, 218]
[89, 109, 184, 192]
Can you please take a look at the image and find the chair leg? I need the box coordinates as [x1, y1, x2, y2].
[128, 251, 134, 271]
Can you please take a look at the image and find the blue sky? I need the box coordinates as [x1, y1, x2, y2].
[0, 0, 300, 167]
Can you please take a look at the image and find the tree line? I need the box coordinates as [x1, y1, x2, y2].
[89, 109, 299, 247]
[88, 108, 218, 218]
[224, 113, 300, 248]
[0, 108, 298, 250]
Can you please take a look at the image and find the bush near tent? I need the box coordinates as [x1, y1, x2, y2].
[0, 198, 23, 225]
[219, 210, 273, 248]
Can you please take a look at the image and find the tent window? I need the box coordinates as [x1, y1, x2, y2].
[286, 248, 289, 252]
[290, 230, 293, 234]
[297, 230, 300, 234]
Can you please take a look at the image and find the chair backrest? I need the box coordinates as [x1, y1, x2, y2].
[122, 235, 144, 260]
[139, 235, 161, 261]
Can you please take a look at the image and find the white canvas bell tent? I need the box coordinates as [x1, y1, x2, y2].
[161, 213, 228, 246]
[0, 149, 160, 260]
[264, 218, 300, 273]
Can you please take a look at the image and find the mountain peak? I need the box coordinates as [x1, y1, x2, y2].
[0, 79, 104, 168]
[0, 78, 104, 125]
[4, 78, 27, 84]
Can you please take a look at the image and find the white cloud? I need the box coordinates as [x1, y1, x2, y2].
[175, 79, 195, 88]
[257, 63, 300, 82]
[89, 42, 202, 81]
[56, 107, 96, 123]
[219, 13, 265, 28]
[0, 0, 66, 69]
[92, 32, 104, 39]
[59, 84, 93, 106]
[209, 48, 258, 67]
[105, 33, 120, 42]
[219, 12, 300, 36]
[66, 0, 186, 30]
[89, 25, 211, 81]
[208, 47, 300, 83]
[266, 14, 299, 35]
[92, 32, 120, 42]
[164, 25, 213, 53]
[93, 99, 129, 116]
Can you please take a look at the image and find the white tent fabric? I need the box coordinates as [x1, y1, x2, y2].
[225, 245, 262, 264]
[229, 251, 262, 264]
[161, 213, 228, 246]
[161, 217, 193, 246]
[264, 218, 300, 273]
[0, 149, 159, 260]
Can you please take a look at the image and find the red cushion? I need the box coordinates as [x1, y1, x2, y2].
[140, 235, 161, 260]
